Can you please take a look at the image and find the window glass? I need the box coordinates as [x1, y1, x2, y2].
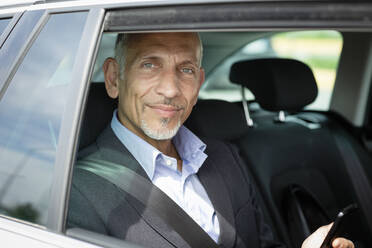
[0, 11, 43, 86]
[0, 12, 87, 225]
[0, 18, 10, 36]
[200, 30, 343, 111]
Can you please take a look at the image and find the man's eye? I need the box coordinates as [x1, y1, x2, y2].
[143, 63, 154, 69]
[181, 68, 194, 74]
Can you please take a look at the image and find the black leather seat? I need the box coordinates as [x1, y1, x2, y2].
[186, 58, 372, 247]
[78, 83, 117, 150]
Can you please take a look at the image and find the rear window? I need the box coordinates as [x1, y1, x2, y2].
[200, 30, 343, 111]
[0, 12, 88, 225]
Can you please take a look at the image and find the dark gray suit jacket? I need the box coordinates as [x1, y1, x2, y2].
[68, 126, 285, 248]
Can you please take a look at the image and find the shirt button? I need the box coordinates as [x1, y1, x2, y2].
[166, 160, 172, 166]
[191, 153, 196, 159]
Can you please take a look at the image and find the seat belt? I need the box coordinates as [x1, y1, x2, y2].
[333, 133, 372, 234]
[77, 158, 220, 248]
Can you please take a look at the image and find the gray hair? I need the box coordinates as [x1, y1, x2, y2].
[114, 33, 203, 80]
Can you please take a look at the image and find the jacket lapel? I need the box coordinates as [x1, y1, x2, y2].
[95, 126, 148, 178]
[95, 127, 191, 248]
[198, 155, 236, 248]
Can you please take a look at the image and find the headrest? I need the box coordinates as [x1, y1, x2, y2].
[185, 99, 248, 140]
[229, 58, 318, 112]
[79, 83, 117, 150]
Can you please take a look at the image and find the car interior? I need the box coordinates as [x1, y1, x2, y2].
[75, 30, 372, 248]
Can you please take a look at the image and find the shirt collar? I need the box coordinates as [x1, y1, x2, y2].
[173, 125, 207, 174]
[110, 109, 207, 179]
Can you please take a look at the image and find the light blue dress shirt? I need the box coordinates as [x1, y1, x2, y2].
[111, 110, 220, 243]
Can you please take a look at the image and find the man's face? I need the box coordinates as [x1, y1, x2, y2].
[107, 33, 204, 141]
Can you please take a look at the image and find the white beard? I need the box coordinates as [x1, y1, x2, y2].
[141, 118, 181, 140]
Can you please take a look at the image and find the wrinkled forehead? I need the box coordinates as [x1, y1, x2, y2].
[126, 32, 202, 64]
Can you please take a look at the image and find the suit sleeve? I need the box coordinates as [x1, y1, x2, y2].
[227, 143, 287, 248]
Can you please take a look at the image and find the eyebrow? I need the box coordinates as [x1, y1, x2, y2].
[137, 55, 198, 66]
[140, 56, 161, 61]
[180, 60, 198, 67]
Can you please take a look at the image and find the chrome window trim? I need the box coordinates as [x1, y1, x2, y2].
[0, 214, 45, 229]
[46, 7, 105, 232]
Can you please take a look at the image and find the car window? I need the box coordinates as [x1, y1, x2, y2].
[0, 11, 87, 225]
[0, 11, 44, 88]
[200, 30, 343, 111]
[0, 18, 11, 36]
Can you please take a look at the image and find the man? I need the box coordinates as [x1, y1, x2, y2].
[68, 32, 354, 248]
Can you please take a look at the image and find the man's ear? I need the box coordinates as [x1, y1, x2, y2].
[103, 57, 120, 99]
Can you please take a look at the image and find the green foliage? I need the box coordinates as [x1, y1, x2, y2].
[300, 55, 339, 70]
[7, 203, 39, 223]
[272, 31, 342, 70]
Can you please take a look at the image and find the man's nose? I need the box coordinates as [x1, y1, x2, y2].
[155, 68, 181, 99]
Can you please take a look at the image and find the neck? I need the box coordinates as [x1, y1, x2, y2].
[148, 138, 174, 157]
[147, 137, 183, 172]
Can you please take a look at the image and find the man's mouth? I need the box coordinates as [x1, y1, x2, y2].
[147, 104, 183, 118]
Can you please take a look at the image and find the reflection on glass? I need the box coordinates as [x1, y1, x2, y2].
[0, 12, 87, 225]
[0, 11, 43, 83]
[0, 18, 11, 36]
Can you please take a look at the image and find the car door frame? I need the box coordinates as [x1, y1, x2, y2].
[2, 1, 372, 248]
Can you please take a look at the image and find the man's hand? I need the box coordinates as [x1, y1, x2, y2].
[301, 223, 354, 248]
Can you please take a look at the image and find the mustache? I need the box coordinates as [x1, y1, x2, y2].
[150, 98, 185, 110]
